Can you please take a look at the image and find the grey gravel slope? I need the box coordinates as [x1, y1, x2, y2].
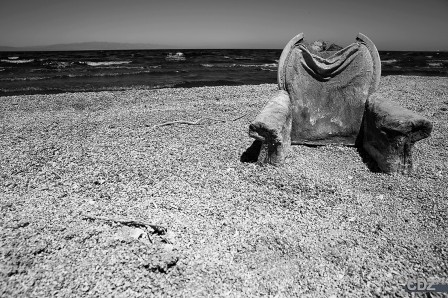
[1, 76, 447, 297]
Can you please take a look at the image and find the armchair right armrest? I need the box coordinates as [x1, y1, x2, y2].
[362, 93, 433, 174]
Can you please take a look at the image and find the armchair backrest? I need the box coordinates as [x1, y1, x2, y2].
[278, 33, 381, 145]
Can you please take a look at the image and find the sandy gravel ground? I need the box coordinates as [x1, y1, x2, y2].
[1, 76, 447, 297]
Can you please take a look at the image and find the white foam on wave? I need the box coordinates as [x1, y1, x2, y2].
[262, 63, 278, 68]
[90, 70, 156, 77]
[81, 61, 132, 66]
[381, 59, 397, 64]
[427, 62, 443, 67]
[63, 69, 157, 78]
[238, 63, 278, 68]
[200, 63, 277, 69]
[43, 61, 72, 68]
[0, 76, 49, 81]
[1, 59, 35, 64]
[235, 57, 254, 61]
[166, 52, 186, 61]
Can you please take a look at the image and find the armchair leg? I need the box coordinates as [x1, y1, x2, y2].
[363, 132, 414, 174]
[256, 116, 292, 166]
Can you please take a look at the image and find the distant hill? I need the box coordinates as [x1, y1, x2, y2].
[0, 46, 18, 51]
[0, 42, 166, 51]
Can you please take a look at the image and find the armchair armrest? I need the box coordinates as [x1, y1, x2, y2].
[362, 93, 432, 173]
[247, 90, 292, 165]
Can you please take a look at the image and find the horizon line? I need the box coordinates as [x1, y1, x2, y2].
[0, 41, 447, 52]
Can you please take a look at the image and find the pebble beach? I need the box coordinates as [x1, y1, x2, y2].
[1, 75, 447, 297]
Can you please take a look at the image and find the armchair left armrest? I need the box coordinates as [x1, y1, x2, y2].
[362, 93, 433, 174]
[248, 90, 292, 165]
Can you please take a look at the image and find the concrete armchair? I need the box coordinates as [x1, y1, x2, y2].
[242, 33, 432, 174]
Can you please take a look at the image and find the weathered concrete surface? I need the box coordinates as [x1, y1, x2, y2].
[363, 93, 433, 174]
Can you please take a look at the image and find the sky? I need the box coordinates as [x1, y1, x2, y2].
[0, 0, 447, 50]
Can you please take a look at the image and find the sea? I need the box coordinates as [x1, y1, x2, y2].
[1, 49, 447, 96]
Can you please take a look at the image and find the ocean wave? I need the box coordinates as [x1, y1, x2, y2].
[1, 59, 35, 64]
[42, 61, 73, 68]
[91, 65, 145, 70]
[0, 86, 45, 93]
[30, 68, 49, 72]
[0, 69, 178, 81]
[201, 63, 278, 69]
[166, 52, 186, 61]
[432, 59, 448, 63]
[83, 69, 180, 77]
[59, 71, 155, 78]
[8, 56, 19, 60]
[237, 63, 277, 68]
[235, 57, 254, 61]
[172, 80, 244, 88]
[0, 84, 178, 96]
[427, 62, 443, 67]
[0, 76, 51, 81]
[80, 61, 132, 66]
[381, 59, 398, 64]
[232, 63, 278, 70]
